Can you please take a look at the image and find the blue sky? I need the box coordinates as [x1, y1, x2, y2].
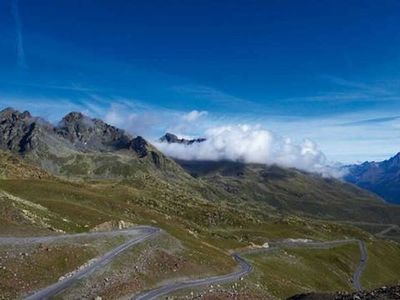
[1, 0, 400, 163]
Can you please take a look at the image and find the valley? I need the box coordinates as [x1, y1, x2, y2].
[0, 108, 399, 299]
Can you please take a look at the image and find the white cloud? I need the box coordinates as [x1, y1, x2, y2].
[154, 124, 340, 176]
[182, 110, 208, 122]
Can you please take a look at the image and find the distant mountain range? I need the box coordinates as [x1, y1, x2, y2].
[344, 153, 400, 204]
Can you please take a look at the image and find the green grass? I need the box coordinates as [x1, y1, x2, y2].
[0, 243, 96, 299]
[243, 243, 360, 299]
[361, 240, 400, 289]
[1, 178, 400, 299]
[58, 232, 235, 300]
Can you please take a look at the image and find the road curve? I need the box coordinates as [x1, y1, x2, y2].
[14, 226, 160, 300]
[134, 253, 252, 300]
[1, 228, 368, 300]
[133, 239, 368, 300]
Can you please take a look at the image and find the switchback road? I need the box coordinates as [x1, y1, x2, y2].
[0, 228, 368, 299]
[0, 226, 160, 300]
[133, 238, 368, 299]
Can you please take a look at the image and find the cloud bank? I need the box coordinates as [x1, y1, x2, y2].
[154, 124, 340, 176]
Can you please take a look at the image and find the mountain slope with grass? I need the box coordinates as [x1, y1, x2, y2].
[173, 156, 400, 226]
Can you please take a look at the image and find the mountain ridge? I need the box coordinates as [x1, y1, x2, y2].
[0, 107, 184, 179]
[344, 152, 400, 204]
[1, 108, 400, 226]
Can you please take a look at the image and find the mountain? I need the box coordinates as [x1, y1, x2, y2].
[176, 160, 400, 225]
[159, 132, 206, 145]
[56, 112, 133, 151]
[344, 153, 400, 204]
[1, 111, 400, 225]
[2, 111, 400, 299]
[0, 108, 186, 180]
[159, 132, 400, 225]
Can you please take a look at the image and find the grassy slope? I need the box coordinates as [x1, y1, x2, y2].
[178, 160, 400, 225]
[0, 152, 400, 298]
[362, 240, 400, 289]
[57, 233, 235, 299]
[0, 235, 128, 299]
[0, 150, 52, 180]
[243, 243, 360, 299]
[1, 178, 399, 298]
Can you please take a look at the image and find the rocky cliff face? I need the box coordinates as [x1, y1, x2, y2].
[0, 108, 39, 153]
[56, 112, 133, 151]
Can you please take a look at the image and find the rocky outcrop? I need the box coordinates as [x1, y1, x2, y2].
[0, 107, 74, 157]
[0, 108, 41, 153]
[129, 136, 148, 158]
[56, 112, 132, 151]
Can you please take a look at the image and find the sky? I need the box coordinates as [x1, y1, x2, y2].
[1, 0, 400, 164]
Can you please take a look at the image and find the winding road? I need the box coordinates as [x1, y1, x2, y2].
[134, 253, 252, 300]
[0, 227, 368, 300]
[133, 238, 368, 299]
[0, 226, 160, 300]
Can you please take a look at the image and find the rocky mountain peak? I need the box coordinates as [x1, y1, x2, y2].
[0, 107, 174, 176]
[159, 132, 206, 145]
[0, 107, 32, 121]
[56, 112, 132, 151]
[160, 133, 180, 143]
[0, 108, 50, 153]
[62, 111, 85, 122]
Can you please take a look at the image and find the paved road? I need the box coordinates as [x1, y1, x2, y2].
[134, 253, 252, 300]
[1, 228, 368, 300]
[353, 240, 368, 290]
[376, 224, 399, 239]
[132, 238, 368, 299]
[241, 239, 367, 291]
[0, 226, 161, 300]
[0, 226, 157, 245]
